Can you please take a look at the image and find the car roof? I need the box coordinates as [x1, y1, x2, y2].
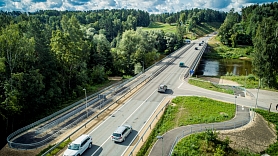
[72, 134, 90, 144]
[114, 125, 127, 133]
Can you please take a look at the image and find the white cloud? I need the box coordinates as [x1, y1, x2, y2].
[0, 0, 277, 13]
[194, 0, 232, 9]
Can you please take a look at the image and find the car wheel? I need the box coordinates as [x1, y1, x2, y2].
[123, 137, 125, 142]
[88, 143, 92, 149]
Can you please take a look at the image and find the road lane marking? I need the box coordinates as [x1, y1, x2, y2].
[91, 89, 157, 156]
[121, 97, 166, 156]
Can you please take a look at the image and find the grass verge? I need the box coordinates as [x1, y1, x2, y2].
[137, 96, 235, 156]
[188, 78, 234, 95]
[37, 139, 71, 156]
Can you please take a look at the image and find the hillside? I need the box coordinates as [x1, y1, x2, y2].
[142, 22, 222, 39]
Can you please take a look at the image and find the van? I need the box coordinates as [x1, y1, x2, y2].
[111, 124, 132, 142]
[63, 134, 92, 156]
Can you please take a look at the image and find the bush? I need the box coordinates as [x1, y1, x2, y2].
[247, 74, 256, 81]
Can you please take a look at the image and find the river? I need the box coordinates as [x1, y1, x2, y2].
[195, 58, 252, 77]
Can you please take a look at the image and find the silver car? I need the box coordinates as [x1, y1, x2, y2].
[111, 124, 132, 142]
[158, 84, 167, 93]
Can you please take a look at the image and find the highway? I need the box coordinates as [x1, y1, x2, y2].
[57, 34, 278, 156]
[80, 37, 210, 156]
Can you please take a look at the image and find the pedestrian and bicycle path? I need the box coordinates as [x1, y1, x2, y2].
[149, 105, 251, 156]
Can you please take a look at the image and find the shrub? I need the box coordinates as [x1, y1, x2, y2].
[247, 74, 256, 81]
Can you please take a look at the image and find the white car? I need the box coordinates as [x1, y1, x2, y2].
[63, 134, 92, 156]
[111, 124, 132, 142]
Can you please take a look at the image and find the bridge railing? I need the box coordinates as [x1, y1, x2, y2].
[128, 100, 170, 156]
[169, 109, 252, 156]
[7, 43, 193, 151]
[38, 43, 193, 154]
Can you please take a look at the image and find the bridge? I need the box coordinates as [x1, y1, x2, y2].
[6, 34, 275, 155]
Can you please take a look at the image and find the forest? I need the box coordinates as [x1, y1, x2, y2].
[218, 2, 278, 89]
[0, 8, 226, 148]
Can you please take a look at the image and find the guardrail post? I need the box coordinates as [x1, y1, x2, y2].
[190, 127, 192, 133]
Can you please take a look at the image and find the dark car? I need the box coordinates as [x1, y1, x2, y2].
[195, 47, 198, 50]
[179, 62, 184, 67]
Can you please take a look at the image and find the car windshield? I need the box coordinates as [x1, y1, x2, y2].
[113, 133, 121, 137]
[159, 85, 164, 89]
[68, 143, 80, 150]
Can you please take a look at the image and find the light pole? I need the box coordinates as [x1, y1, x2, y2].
[255, 78, 260, 109]
[141, 61, 144, 73]
[156, 136, 163, 156]
[83, 88, 88, 118]
[233, 86, 237, 105]
[244, 69, 247, 88]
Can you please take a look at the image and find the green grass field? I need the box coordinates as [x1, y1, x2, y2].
[188, 78, 234, 94]
[137, 96, 235, 156]
[141, 22, 222, 38]
[141, 22, 177, 33]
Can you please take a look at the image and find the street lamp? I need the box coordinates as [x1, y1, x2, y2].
[141, 61, 144, 73]
[255, 78, 260, 109]
[156, 135, 163, 156]
[233, 86, 237, 105]
[244, 69, 247, 88]
[83, 88, 88, 118]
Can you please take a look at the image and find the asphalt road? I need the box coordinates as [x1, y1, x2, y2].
[76, 38, 209, 156]
[149, 105, 251, 156]
[61, 35, 278, 156]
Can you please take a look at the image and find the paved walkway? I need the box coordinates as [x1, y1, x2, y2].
[149, 105, 251, 156]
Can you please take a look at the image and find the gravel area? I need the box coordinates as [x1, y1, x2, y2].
[218, 113, 276, 153]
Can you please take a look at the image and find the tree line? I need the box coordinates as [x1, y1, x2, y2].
[150, 8, 227, 32]
[218, 2, 278, 89]
[0, 8, 226, 148]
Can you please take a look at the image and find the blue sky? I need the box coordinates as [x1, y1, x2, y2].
[0, 0, 277, 14]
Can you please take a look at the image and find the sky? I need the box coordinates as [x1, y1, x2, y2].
[0, 0, 277, 14]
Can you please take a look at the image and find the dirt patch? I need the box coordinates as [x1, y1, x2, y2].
[218, 113, 277, 153]
[108, 77, 123, 81]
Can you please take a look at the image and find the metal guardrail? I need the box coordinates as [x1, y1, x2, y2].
[128, 100, 170, 156]
[168, 110, 252, 156]
[6, 80, 123, 148]
[6, 43, 192, 152]
[39, 43, 193, 155]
